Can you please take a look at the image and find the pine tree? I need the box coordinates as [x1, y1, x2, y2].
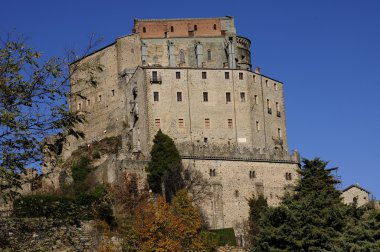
[251, 158, 347, 251]
[146, 129, 184, 202]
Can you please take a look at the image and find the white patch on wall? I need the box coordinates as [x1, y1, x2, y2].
[238, 138, 246, 143]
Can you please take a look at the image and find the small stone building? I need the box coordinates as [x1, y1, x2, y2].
[341, 184, 370, 207]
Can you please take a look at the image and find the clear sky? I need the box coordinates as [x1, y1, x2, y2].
[1, 0, 379, 197]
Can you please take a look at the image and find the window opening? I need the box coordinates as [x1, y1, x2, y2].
[205, 118, 210, 129]
[203, 92, 208, 102]
[177, 92, 182, 102]
[202, 71, 207, 79]
[153, 92, 159, 101]
[226, 92, 231, 103]
[225, 72, 230, 79]
[228, 119, 233, 129]
[240, 92, 245, 102]
[155, 118, 161, 128]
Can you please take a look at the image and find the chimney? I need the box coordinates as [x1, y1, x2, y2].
[255, 67, 261, 74]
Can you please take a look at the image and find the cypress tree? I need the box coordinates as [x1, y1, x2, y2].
[146, 130, 184, 202]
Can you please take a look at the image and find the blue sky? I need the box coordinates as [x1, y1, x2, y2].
[1, 0, 379, 197]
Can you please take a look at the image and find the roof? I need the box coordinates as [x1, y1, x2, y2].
[134, 16, 233, 22]
[342, 184, 370, 194]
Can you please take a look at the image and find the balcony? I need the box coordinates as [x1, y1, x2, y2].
[150, 75, 162, 84]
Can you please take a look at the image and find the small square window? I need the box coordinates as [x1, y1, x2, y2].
[176, 71, 181, 79]
[155, 118, 160, 128]
[239, 72, 243, 80]
[203, 92, 208, 102]
[202, 71, 207, 79]
[225, 72, 230, 79]
[153, 92, 159, 102]
[205, 118, 210, 129]
[177, 92, 182, 102]
[227, 119, 233, 129]
[240, 92, 245, 102]
[226, 92, 231, 103]
[178, 118, 184, 128]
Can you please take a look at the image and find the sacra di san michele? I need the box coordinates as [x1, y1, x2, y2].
[46, 16, 301, 234]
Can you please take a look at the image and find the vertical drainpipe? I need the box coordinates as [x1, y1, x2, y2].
[186, 68, 194, 156]
[260, 74, 267, 148]
[232, 70, 238, 146]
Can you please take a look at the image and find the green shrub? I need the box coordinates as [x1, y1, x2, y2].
[209, 228, 237, 246]
[71, 156, 91, 183]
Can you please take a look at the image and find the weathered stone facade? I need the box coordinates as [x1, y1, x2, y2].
[59, 16, 300, 234]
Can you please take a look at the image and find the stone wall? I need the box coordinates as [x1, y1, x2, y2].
[183, 159, 300, 233]
[0, 218, 96, 251]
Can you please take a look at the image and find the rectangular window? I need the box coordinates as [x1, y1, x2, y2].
[155, 118, 160, 128]
[153, 92, 159, 102]
[205, 118, 210, 129]
[176, 71, 181, 79]
[228, 119, 233, 129]
[254, 95, 258, 104]
[152, 71, 158, 81]
[253, 75, 256, 83]
[112, 89, 115, 96]
[202, 71, 207, 79]
[240, 92, 245, 102]
[239, 72, 243, 80]
[226, 92, 231, 103]
[276, 102, 281, 117]
[265, 80, 268, 87]
[274, 83, 278, 90]
[204, 137, 208, 143]
[178, 118, 184, 128]
[177, 92, 182, 102]
[267, 99, 272, 114]
[207, 50, 211, 61]
[225, 72, 230, 79]
[203, 92, 208, 102]
[278, 128, 282, 138]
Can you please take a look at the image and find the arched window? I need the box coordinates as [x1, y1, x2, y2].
[142, 27, 146, 33]
[171, 26, 174, 32]
[194, 25, 197, 31]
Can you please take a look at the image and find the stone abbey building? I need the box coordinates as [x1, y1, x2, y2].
[58, 16, 300, 234]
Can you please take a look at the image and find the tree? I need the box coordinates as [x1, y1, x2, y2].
[0, 34, 102, 201]
[251, 158, 347, 251]
[146, 129, 184, 202]
[247, 193, 268, 244]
